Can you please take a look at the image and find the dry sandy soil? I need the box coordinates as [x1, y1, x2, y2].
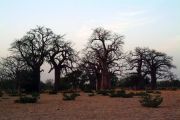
[0, 90, 180, 120]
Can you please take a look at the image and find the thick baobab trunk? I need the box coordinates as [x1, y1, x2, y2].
[96, 72, 101, 90]
[101, 69, 111, 89]
[137, 75, 145, 90]
[54, 68, 60, 92]
[151, 72, 157, 90]
[137, 60, 144, 90]
[15, 71, 21, 94]
[90, 78, 96, 90]
[96, 78, 101, 90]
[32, 67, 41, 93]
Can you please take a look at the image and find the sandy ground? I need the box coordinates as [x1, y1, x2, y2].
[0, 90, 180, 120]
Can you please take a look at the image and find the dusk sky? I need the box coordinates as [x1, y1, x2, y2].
[0, 0, 179, 80]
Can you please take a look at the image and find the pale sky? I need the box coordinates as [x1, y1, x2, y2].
[0, 0, 179, 81]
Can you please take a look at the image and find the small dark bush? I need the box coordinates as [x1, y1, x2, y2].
[96, 90, 108, 95]
[117, 89, 126, 95]
[31, 92, 40, 99]
[121, 93, 134, 98]
[146, 90, 154, 93]
[154, 91, 161, 94]
[96, 89, 114, 96]
[8, 91, 19, 97]
[15, 96, 37, 103]
[63, 93, 79, 101]
[63, 90, 76, 93]
[157, 87, 167, 90]
[88, 93, 95, 96]
[83, 89, 94, 93]
[73, 93, 80, 97]
[170, 87, 177, 91]
[110, 90, 133, 98]
[129, 92, 135, 96]
[49, 90, 57, 95]
[2, 97, 9, 99]
[134, 91, 147, 96]
[139, 94, 163, 107]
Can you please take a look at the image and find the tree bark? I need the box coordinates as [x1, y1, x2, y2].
[32, 67, 41, 93]
[54, 68, 60, 92]
[15, 71, 21, 94]
[151, 71, 157, 89]
[101, 69, 110, 89]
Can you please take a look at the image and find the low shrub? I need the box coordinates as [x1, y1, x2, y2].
[9, 91, 19, 97]
[110, 90, 133, 98]
[154, 91, 161, 94]
[170, 87, 177, 91]
[31, 92, 40, 99]
[139, 94, 163, 107]
[134, 91, 147, 96]
[96, 89, 115, 96]
[146, 90, 154, 93]
[49, 90, 57, 95]
[158, 87, 167, 90]
[83, 89, 94, 93]
[128, 92, 135, 96]
[63, 93, 79, 101]
[15, 96, 37, 103]
[96, 90, 109, 96]
[2, 97, 9, 99]
[73, 93, 80, 97]
[88, 93, 95, 96]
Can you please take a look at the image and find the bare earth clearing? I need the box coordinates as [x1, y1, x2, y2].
[0, 91, 180, 120]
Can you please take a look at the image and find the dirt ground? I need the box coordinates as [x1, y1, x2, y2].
[0, 90, 180, 120]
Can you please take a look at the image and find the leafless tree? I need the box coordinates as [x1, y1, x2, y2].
[86, 27, 124, 89]
[11, 26, 55, 92]
[127, 47, 149, 89]
[47, 36, 77, 91]
[0, 55, 29, 93]
[80, 50, 101, 90]
[144, 48, 176, 89]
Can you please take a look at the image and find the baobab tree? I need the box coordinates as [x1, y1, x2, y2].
[47, 36, 76, 92]
[80, 50, 101, 90]
[11, 26, 55, 92]
[127, 47, 149, 89]
[144, 48, 175, 89]
[0, 55, 29, 93]
[86, 27, 124, 89]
